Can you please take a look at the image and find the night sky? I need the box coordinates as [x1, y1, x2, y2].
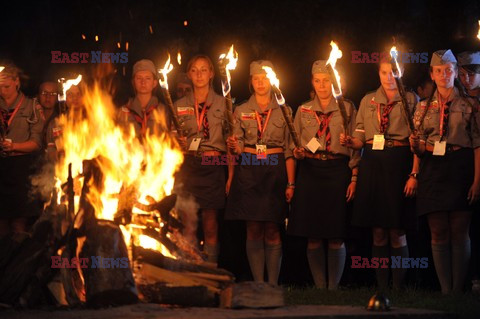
[2, 0, 480, 108]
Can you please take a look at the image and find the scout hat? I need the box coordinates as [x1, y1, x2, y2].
[311, 60, 328, 74]
[250, 60, 274, 75]
[133, 59, 157, 77]
[430, 50, 457, 66]
[457, 51, 480, 66]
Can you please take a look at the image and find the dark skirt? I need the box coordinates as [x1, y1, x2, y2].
[352, 145, 417, 230]
[225, 153, 287, 223]
[417, 148, 474, 216]
[0, 154, 41, 218]
[174, 155, 226, 210]
[288, 157, 351, 239]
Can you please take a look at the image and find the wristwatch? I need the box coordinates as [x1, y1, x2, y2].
[409, 173, 418, 179]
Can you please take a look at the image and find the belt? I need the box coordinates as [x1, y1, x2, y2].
[305, 152, 348, 160]
[366, 139, 409, 147]
[425, 144, 462, 153]
[185, 150, 223, 157]
[243, 147, 284, 155]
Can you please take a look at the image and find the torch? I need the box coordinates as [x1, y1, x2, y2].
[158, 54, 183, 136]
[0, 66, 7, 156]
[218, 45, 238, 137]
[58, 74, 82, 114]
[325, 41, 349, 134]
[262, 66, 301, 148]
[389, 46, 415, 133]
[477, 20, 480, 41]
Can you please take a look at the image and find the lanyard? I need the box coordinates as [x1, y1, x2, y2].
[6, 95, 25, 127]
[255, 109, 272, 140]
[195, 100, 209, 135]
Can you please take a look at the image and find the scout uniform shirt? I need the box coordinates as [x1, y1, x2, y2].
[353, 87, 418, 144]
[0, 92, 44, 151]
[414, 88, 480, 148]
[118, 96, 169, 137]
[232, 95, 293, 158]
[294, 96, 359, 168]
[173, 88, 227, 153]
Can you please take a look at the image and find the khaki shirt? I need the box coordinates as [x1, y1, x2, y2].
[174, 88, 227, 152]
[414, 88, 480, 148]
[0, 93, 44, 148]
[232, 95, 293, 158]
[294, 96, 360, 168]
[353, 87, 418, 143]
[117, 96, 169, 137]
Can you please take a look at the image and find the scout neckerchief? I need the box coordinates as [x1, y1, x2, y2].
[195, 100, 211, 140]
[254, 109, 272, 143]
[376, 101, 395, 134]
[1, 94, 25, 130]
[127, 103, 157, 136]
[314, 111, 334, 152]
[438, 94, 450, 141]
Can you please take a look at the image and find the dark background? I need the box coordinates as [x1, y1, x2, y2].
[1, 0, 479, 287]
[2, 0, 480, 107]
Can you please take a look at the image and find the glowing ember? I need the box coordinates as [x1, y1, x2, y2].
[149, 25, 153, 34]
[262, 66, 286, 105]
[126, 42, 129, 51]
[58, 75, 82, 102]
[117, 42, 121, 49]
[177, 51, 182, 65]
[390, 46, 402, 78]
[95, 35, 99, 42]
[81, 34, 86, 40]
[326, 41, 343, 98]
[183, 20, 188, 26]
[158, 54, 174, 89]
[218, 44, 238, 97]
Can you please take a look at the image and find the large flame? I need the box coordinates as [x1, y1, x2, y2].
[58, 75, 83, 102]
[390, 46, 402, 78]
[326, 41, 343, 98]
[262, 66, 286, 105]
[54, 81, 183, 259]
[218, 45, 238, 97]
[158, 54, 174, 89]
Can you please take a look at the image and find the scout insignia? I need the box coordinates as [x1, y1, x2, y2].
[177, 106, 195, 116]
[241, 112, 256, 120]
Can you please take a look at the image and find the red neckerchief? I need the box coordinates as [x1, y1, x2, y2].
[255, 109, 272, 142]
[127, 103, 157, 136]
[314, 111, 334, 151]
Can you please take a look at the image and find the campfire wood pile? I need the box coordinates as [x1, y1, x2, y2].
[0, 156, 235, 308]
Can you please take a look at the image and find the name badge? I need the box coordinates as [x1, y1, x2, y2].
[433, 141, 446, 156]
[188, 137, 202, 151]
[372, 134, 385, 150]
[256, 144, 267, 159]
[306, 137, 321, 153]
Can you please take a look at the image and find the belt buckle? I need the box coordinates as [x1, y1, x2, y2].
[320, 153, 328, 161]
[386, 140, 394, 148]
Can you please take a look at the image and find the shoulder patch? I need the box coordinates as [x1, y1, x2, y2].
[177, 106, 194, 116]
[241, 112, 256, 120]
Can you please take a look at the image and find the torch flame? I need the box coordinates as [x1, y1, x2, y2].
[390, 46, 402, 78]
[158, 54, 174, 90]
[177, 51, 182, 65]
[477, 20, 480, 40]
[262, 66, 286, 105]
[326, 41, 343, 98]
[0, 66, 4, 73]
[59, 75, 83, 102]
[218, 45, 238, 97]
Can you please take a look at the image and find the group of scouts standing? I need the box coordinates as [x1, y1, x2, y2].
[0, 48, 479, 294]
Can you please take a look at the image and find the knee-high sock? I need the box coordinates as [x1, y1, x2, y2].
[246, 240, 264, 282]
[327, 246, 346, 290]
[307, 247, 326, 288]
[204, 243, 219, 263]
[431, 243, 452, 294]
[452, 239, 471, 294]
[391, 245, 409, 289]
[265, 243, 282, 285]
[372, 245, 390, 291]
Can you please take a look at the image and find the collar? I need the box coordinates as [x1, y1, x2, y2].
[245, 94, 279, 113]
[128, 95, 158, 116]
[0, 92, 25, 111]
[311, 95, 338, 113]
[372, 86, 401, 105]
[185, 87, 216, 107]
[433, 87, 459, 104]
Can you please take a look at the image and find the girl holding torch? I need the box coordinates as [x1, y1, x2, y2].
[410, 50, 480, 294]
[288, 60, 359, 289]
[173, 55, 230, 264]
[225, 60, 295, 285]
[340, 56, 419, 290]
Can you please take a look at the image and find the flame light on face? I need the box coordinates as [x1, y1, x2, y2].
[262, 66, 286, 105]
[218, 44, 238, 97]
[177, 51, 182, 65]
[58, 74, 82, 102]
[326, 41, 343, 98]
[390, 46, 402, 78]
[158, 54, 174, 90]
